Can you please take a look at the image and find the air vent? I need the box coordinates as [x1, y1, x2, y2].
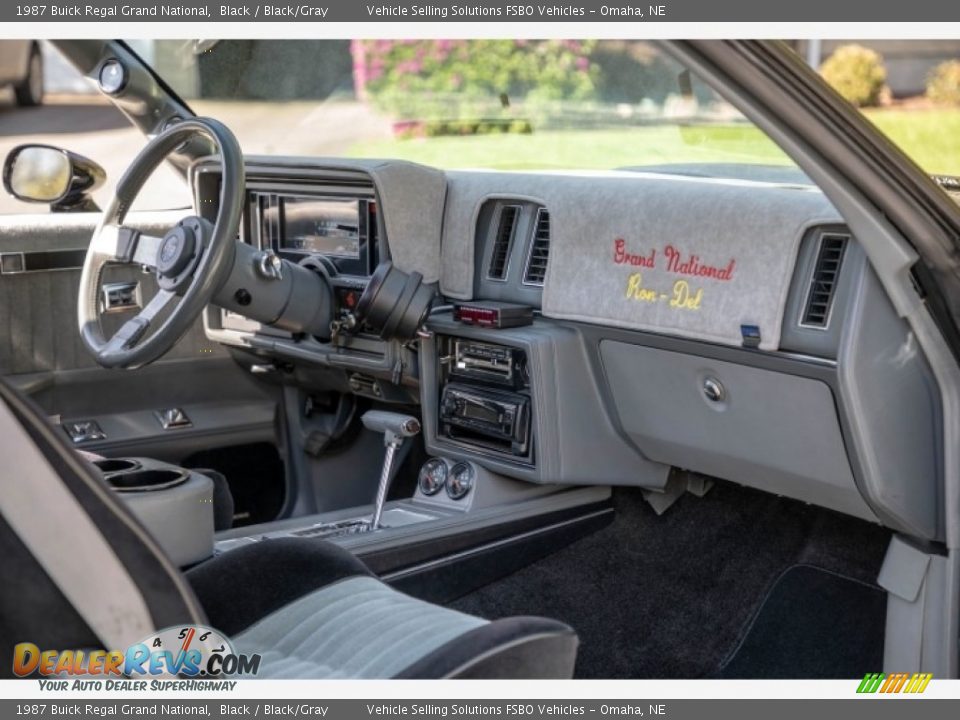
[801, 232, 848, 328]
[488, 205, 520, 281]
[523, 208, 551, 286]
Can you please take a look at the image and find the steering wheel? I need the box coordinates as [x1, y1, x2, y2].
[78, 118, 243, 369]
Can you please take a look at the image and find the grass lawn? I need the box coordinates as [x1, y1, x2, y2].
[863, 108, 960, 175]
[348, 108, 960, 176]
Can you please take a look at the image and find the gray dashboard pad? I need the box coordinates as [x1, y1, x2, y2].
[441, 170, 840, 351]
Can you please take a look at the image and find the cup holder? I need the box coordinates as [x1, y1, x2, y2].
[93, 458, 141, 475]
[107, 469, 189, 493]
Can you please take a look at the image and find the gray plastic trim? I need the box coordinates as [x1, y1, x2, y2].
[667, 40, 960, 676]
[112, 459, 214, 567]
[471, 198, 548, 307]
[215, 485, 611, 560]
[421, 314, 670, 489]
[880, 535, 950, 673]
[57, 399, 276, 459]
[599, 340, 875, 521]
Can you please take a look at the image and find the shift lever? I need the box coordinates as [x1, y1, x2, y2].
[362, 410, 421, 530]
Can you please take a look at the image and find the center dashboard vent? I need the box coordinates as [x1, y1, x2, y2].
[801, 232, 848, 328]
[488, 205, 520, 281]
[523, 208, 551, 286]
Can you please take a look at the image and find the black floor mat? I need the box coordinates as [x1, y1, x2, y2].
[719, 565, 886, 679]
[450, 481, 890, 679]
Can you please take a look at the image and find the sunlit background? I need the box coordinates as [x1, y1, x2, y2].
[2, 39, 959, 214]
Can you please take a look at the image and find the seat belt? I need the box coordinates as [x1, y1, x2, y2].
[0, 401, 155, 651]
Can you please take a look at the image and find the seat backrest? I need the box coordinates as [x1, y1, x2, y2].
[0, 380, 205, 678]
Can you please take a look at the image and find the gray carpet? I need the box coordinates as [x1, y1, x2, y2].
[450, 481, 890, 679]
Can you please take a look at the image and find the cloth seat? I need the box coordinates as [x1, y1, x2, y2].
[188, 538, 578, 679]
[0, 380, 578, 679]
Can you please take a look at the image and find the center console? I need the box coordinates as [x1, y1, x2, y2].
[95, 457, 214, 567]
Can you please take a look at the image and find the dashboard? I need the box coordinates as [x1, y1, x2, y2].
[190, 155, 945, 544]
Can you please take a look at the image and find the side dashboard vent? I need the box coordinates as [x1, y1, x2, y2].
[488, 205, 520, 281]
[801, 232, 848, 328]
[523, 208, 551, 286]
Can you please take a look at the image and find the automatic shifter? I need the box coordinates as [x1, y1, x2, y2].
[361, 410, 421, 530]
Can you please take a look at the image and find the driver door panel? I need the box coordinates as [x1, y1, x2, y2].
[0, 210, 278, 462]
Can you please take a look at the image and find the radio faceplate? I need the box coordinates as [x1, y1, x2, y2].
[440, 383, 531, 456]
[438, 336, 533, 460]
[450, 339, 528, 388]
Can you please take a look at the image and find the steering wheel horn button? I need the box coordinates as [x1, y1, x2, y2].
[157, 224, 197, 278]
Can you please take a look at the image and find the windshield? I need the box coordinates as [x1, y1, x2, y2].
[137, 39, 794, 173]
[6, 39, 958, 216]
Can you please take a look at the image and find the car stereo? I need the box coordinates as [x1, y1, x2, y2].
[436, 335, 533, 459]
[450, 339, 528, 388]
[440, 383, 531, 456]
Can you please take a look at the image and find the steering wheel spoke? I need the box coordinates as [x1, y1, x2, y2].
[101, 289, 177, 357]
[91, 224, 163, 270]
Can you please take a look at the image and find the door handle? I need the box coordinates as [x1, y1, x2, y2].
[101, 281, 142, 314]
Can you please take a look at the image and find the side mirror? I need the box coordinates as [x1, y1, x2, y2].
[2, 144, 105, 212]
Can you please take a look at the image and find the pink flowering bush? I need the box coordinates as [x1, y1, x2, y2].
[351, 39, 598, 122]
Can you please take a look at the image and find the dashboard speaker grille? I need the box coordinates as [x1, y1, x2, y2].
[488, 205, 520, 281]
[801, 232, 848, 328]
[523, 209, 551, 286]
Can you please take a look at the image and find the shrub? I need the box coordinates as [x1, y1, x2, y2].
[351, 40, 599, 121]
[820, 44, 888, 107]
[927, 60, 960, 105]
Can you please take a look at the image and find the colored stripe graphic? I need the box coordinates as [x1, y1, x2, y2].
[857, 672, 932, 694]
[857, 673, 885, 693]
[906, 673, 933, 694]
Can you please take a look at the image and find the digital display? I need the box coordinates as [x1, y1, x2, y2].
[463, 402, 501, 425]
[270, 197, 361, 258]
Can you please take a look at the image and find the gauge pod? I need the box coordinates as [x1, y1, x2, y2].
[446, 461, 475, 500]
[418, 458, 448, 496]
[355, 261, 435, 341]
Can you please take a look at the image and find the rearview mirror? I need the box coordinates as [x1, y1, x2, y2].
[2, 144, 106, 212]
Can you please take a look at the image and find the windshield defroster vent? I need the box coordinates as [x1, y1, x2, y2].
[801, 232, 848, 328]
[523, 209, 551, 286]
[488, 205, 520, 281]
